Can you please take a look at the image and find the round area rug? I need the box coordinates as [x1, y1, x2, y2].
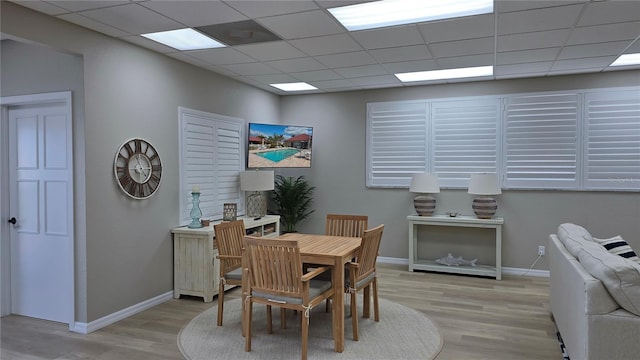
[178, 297, 443, 360]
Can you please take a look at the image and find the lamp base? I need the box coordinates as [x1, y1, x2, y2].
[472, 196, 497, 219]
[246, 192, 266, 218]
[414, 195, 436, 216]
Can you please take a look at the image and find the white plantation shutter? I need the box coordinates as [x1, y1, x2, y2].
[432, 98, 500, 187]
[215, 123, 243, 207]
[367, 101, 428, 187]
[504, 92, 580, 189]
[179, 107, 244, 224]
[584, 89, 640, 190]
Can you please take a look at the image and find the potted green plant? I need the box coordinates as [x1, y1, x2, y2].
[270, 175, 315, 233]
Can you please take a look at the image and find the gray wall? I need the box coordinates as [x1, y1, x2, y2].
[280, 72, 640, 271]
[3, 1, 639, 325]
[1, 2, 280, 322]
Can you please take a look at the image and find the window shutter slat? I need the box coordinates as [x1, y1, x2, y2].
[504, 93, 579, 188]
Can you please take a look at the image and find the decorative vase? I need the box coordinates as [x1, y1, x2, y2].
[188, 191, 203, 228]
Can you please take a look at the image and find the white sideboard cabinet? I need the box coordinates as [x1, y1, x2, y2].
[171, 215, 280, 302]
[408, 215, 504, 280]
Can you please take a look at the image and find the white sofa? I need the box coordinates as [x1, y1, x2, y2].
[549, 223, 640, 360]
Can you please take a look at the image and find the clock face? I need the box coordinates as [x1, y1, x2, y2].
[114, 138, 162, 199]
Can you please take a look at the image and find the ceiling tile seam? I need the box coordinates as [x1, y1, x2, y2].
[548, 2, 591, 69]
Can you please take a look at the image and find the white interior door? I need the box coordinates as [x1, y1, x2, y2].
[8, 99, 73, 324]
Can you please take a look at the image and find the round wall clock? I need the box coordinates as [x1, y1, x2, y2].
[113, 138, 162, 199]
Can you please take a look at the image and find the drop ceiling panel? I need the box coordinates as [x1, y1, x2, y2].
[369, 45, 432, 63]
[334, 64, 387, 78]
[290, 69, 343, 82]
[497, 4, 583, 35]
[383, 60, 438, 73]
[315, 51, 377, 68]
[494, 62, 553, 76]
[289, 34, 362, 56]
[57, 13, 130, 37]
[264, 57, 327, 73]
[257, 10, 344, 40]
[310, 78, 357, 90]
[350, 25, 425, 50]
[438, 54, 494, 69]
[551, 56, 617, 71]
[187, 48, 257, 65]
[566, 22, 640, 45]
[78, 4, 183, 34]
[224, 0, 319, 19]
[429, 37, 494, 58]
[349, 75, 401, 86]
[497, 48, 561, 65]
[497, 29, 572, 52]
[139, 1, 247, 27]
[418, 14, 494, 43]
[219, 62, 280, 76]
[577, 1, 640, 27]
[48, 0, 128, 12]
[236, 41, 308, 61]
[557, 41, 631, 60]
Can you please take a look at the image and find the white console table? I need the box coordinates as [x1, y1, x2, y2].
[171, 215, 280, 302]
[408, 215, 504, 280]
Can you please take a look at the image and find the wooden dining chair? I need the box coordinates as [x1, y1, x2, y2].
[325, 213, 369, 238]
[243, 236, 335, 360]
[318, 214, 368, 311]
[346, 224, 384, 341]
[214, 220, 246, 327]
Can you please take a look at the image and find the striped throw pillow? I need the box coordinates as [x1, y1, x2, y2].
[593, 236, 640, 264]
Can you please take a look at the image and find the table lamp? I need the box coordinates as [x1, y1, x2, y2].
[409, 173, 440, 216]
[240, 170, 274, 219]
[468, 173, 501, 219]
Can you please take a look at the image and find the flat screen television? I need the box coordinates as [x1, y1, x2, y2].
[247, 123, 313, 168]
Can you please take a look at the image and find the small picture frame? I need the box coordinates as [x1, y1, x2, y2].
[223, 203, 237, 221]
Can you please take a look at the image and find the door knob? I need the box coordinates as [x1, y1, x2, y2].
[8, 217, 16, 225]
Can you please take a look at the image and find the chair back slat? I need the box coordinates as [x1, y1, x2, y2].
[354, 224, 384, 280]
[245, 237, 304, 299]
[325, 214, 368, 238]
[214, 220, 246, 271]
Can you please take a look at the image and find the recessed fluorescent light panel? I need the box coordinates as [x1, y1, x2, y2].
[328, 0, 494, 31]
[395, 66, 494, 82]
[270, 83, 318, 91]
[141, 28, 225, 51]
[610, 53, 640, 67]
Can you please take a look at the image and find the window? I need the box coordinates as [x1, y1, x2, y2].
[366, 86, 640, 191]
[583, 89, 640, 190]
[504, 92, 579, 189]
[432, 98, 499, 187]
[367, 101, 428, 187]
[179, 107, 245, 224]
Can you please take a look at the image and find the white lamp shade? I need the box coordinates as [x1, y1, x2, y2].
[409, 173, 440, 193]
[468, 173, 502, 195]
[240, 170, 274, 191]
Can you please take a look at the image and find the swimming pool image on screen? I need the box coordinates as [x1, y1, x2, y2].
[247, 123, 313, 168]
[255, 148, 300, 162]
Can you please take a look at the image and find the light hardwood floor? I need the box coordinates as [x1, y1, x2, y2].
[1, 263, 561, 359]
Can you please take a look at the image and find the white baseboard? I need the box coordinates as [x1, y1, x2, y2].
[70, 291, 173, 334]
[377, 257, 549, 278]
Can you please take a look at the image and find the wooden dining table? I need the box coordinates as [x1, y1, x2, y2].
[276, 232, 361, 353]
